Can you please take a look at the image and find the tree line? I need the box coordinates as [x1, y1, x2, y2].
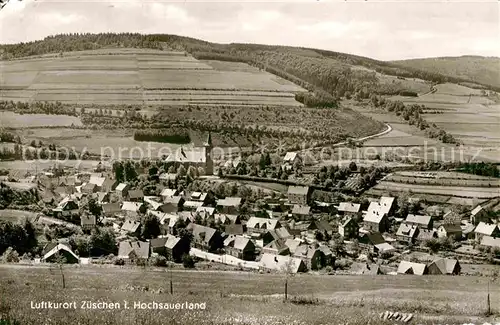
[133, 129, 191, 144]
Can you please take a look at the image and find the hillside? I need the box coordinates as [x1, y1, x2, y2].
[392, 56, 500, 89]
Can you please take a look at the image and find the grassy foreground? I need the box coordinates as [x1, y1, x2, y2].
[0, 264, 498, 325]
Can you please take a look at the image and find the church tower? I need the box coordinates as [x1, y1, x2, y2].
[203, 132, 213, 176]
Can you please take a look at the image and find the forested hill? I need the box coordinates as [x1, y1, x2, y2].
[1, 33, 497, 102]
[392, 56, 500, 89]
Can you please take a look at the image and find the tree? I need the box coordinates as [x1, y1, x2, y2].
[88, 198, 102, 217]
[141, 214, 161, 240]
[89, 228, 116, 256]
[148, 165, 158, 176]
[113, 161, 124, 183]
[124, 161, 138, 182]
[182, 254, 196, 268]
[348, 161, 357, 172]
[177, 165, 187, 177]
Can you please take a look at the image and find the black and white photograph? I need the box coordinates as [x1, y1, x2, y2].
[0, 0, 499, 324]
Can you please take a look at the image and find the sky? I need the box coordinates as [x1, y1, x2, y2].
[0, 0, 498, 61]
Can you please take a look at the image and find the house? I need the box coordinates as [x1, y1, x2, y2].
[52, 198, 79, 217]
[291, 205, 311, 220]
[480, 236, 500, 250]
[54, 186, 75, 198]
[337, 202, 361, 215]
[115, 183, 130, 199]
[437, 224, 463, 240]
[474, 222, 500, 241]
[379, 196, 395, 216]
[121, 220, 141, 236]
[186, 223, 223, 252]
[259, 253, 307, 273]
[397, 261, 428, 275]
[81, 182, 97, 194]
[350, 262, 382, 275]
[287, 186, 310, 205]
[293, 245, 326, 270]
[246, 217, 281, 235]
[128, 189, 144, 202]
[162, 196, 185, 213]
[307, 219, 334, 234]
[283, 152, 301, 165]
[405, 214, 433, 230]
[224, 235, 256, 261]
[363, 202, 389, 233]
[470, 205, 490, 225]
[189, 191, 208, 203]
[396, 223, 419, 244]
[42, 243, 79, 264]
[160, 213, 190, 235]
[443, 211, 462, 225]
[262, 239, 290, 255]
[223, 157, 242, 170]
[262, 228, 292, 246]
[161, 188, 179, 199]
[121, 201, 146, 216]
[102, 202, 122, 217]
[183, 200, 204, 211]
[101, 178, 118, 193]
[196, 206, 216, 219]
[214, 214, 240, 225]
[150, 235, 187, 262]
[80, 215, 96, 230]
[118, 240, 150, 259]
[89, 176, 106, 191]
[339, 217, 358, 239]
[359, 232, 386, 251]
[427, 258, 461, 275]
[284, 239, 303, 254]
[93, 191, 109, 204]
[57, 176, 77, 187]
[216, 197, 242, 214]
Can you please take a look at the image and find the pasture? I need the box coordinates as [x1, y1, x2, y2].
[0, 49, 306, 107]
[0, 265, 498, 325]
[0, 209, 38, 223]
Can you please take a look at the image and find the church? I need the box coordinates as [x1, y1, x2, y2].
[163, 132, 213, 176]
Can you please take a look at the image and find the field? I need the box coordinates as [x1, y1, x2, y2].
[387, 83, 500, 161]
[0, 111, 82, 128]
[0, 50, 306, 106]
[0, 209, 38, 223]
[0, 265, 498, 325]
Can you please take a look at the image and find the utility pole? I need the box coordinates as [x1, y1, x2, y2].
[169, 262, 173, 295]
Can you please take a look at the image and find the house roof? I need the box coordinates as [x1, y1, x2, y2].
[360, 232, 386, 246]
[128, 189, 144, 199]
[264, 238, 289, 254]
[338, 202, 361, 213]
[164, 147, 207, 164]
[284, 239, 303, 254]
[428, 258, 459, 274]
[196, 206, 216, 217]
[214, 214, 239, 224]
[474, 222, 499, 236]
[247, 217, 280, 230]
[121, 219, 141, 233]
[397, 261, 427, 275]
[161, 188, 178, 197]
[217, 197, 242, 207]
[89, 176, 106, 187]
[118, 240, 149, 259]
[417, 229, 437, 241]
[310, 219, 333, 232]
[379, 196, 395, 215]
[190, 192, 207, 201]
[396, 223, 419, 238]
[95, 192, 108, 203]
[439, 224, 463, 234]
[374, 242, 396, 253]
[406, 214, 432, 227]
[471, 205, 484, 216]
[150, 235, 181, 250]
[363, 203, 386, 224]
[102, 202, 121, 214]
[283, 152, 298, 162]
[287, 185, 310, 196]
[292, 205, 311, 215]
[159, 173, 177, 181]
[341, 217, 355, 228]
[266, 227, 292, 241]
[42, 243, 79, 262]
[294, 245, 320, 259]
[224, 235, 253, 251]
[115, 183, 128, 191]
[81, 215, 96, 226]
[224, 157, 242, 169]
[164, 196, 184, 205]
[480, 236, 500, 248]
[184, 201, 204, 208]
[82, 183, 97, 191]
[350, 262, 382, 275]
[225, 224, 244, 235]
[260, 253, 305, 273]
[121, 201, 144, 212]
[186, 223, 218, 244]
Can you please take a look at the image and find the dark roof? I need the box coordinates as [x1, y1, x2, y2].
[128, 189, 144, 199]
[186, 223, 218, 244]
[81, 215, 96, 226]
[225, 224, 244, 235]
[287, 186, 310, 196]
[439, 224, 462, 234]
[292, 205, 311, 215]
[102, 202, 122, 214]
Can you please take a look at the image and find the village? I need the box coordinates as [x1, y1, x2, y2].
[1, 133, 499, 277]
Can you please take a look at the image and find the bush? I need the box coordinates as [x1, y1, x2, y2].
[113, 258, 125, 266]
[334, 258, 352, 270]
[1, 247, 20, 263]
[182, 254, 196, 269]
[150, 255, 168, 267]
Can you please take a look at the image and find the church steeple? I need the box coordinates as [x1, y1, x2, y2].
[203, 131, 213, 176]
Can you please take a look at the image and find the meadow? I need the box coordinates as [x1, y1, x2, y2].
[0, 49, 305, 107]
[0, 265, 498, 325]
[0, 111, 82, 128]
